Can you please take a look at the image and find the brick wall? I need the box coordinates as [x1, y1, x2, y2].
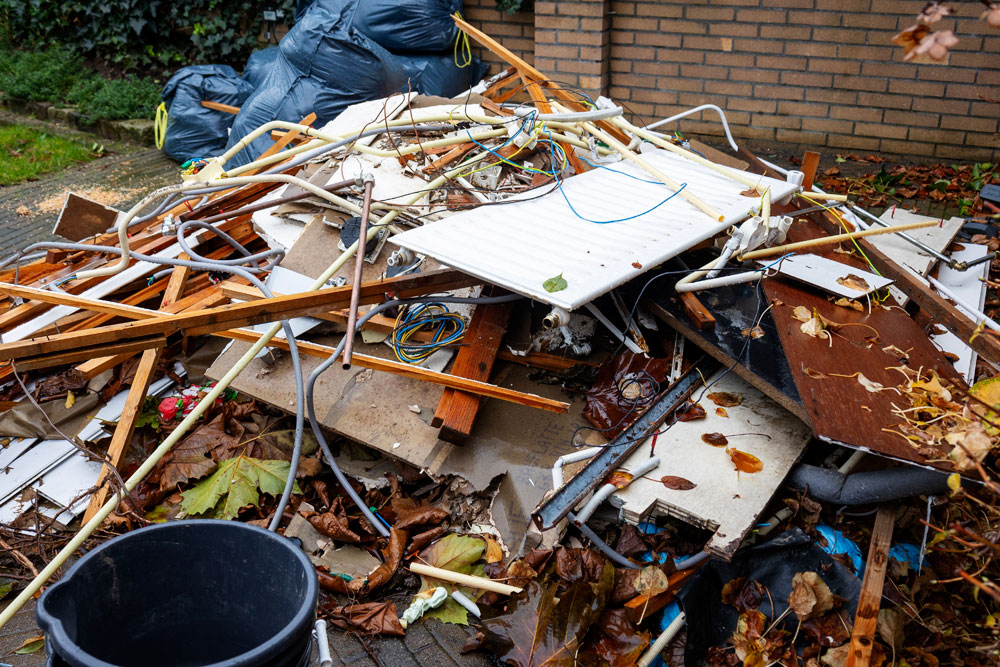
[462, 0, 1000, 162]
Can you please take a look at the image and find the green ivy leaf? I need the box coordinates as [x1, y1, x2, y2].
[543, 273, 568, 293]
[414, 534, 487, 626]
[180, 453, 300, 520]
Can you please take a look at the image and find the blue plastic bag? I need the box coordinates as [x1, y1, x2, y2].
[243, 46, 280, 89]
[224, 5, 404, 167]
[160, 65, 255, 163]
[395, 52, 487, 98]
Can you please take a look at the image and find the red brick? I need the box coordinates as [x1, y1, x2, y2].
[935, 144, 999, 162]
[781, 71, 834, 87]
[887, 79, 945, 96]
[788, 10, 839, 26]
[916, 65, 976, 83]
[827, 133, 877, 150]
[830, 106, 882, 122]
[735, 9, 788, 23]
[940, 115, 998, 133]
[802, 117, 853, 134]
[882, 109, 940, 127]
[756, 55, 808, 70]
[704, 52, 748, 66]
[679, 64, 729, 79]
[728, 97, 777, 113]
[783, 42, 838, 58]
[633, 2, 683, 18]
[853, 122, 907, 139]
[971, 101, 1000, 116]
[879, 139, 937, 157]
[860, 61, 917, 79]
[761, 25, 811, 40]
[776, 128, 828, 145]
[856, 91, 909, 109]
[843, 12, 896, 29]
[812, 27, 868, 44]
[704, 80, 754, 96]
[685, 6, 735, 20]
[610, 45, 656, 60]
[755, 84, 804, 100]
[708, 22, 760, 37]
[908, 127, 965, 144]
[754, 113, 802, 129]
[634, 32, 682, 47]
[835, 75, 888, 92]
[634, 61, 679, 76]
[732, 68, 781, 84]
[808, 58, 861, 74]
[912, 98, 968, 115]
[777, 101, 829, 117]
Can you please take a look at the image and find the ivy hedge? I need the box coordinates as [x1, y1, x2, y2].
[0, 0, 295, 72]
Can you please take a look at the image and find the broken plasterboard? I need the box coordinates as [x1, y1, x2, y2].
[390, 147, 797, 310]
[609, 371, 810, 560]
[766, 254, 893, 299]
[930, 242, 990, 382]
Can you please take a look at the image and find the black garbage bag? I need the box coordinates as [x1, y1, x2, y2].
[353, 0, 462, 53]
[676, 529, 862, 666]
[160, 65, 255, 163]
[295, 0, 462, 53]
[243, 46, 280, 89]
[396, 52, 487, 97]
[224, 4, 404, 168]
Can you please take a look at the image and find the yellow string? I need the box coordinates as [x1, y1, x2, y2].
[154, 102, 168, 150]
[453, 12, 472, 68]
[796, 192, 890, 301]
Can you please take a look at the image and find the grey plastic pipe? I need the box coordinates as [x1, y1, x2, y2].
[786, 463, 950, 505]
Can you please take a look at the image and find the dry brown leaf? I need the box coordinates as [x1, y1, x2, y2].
[716, 407, 729, 418]
[660, 475, 697, 490]
[728, 448, 763, 474]
[702, 432, 729, 447]
[708, 391, 743, 407]
[483, 536, 504, 564]
[836, 273, 871, 292]
[835, 297, 864, 312]
[788, 571, 835, 620]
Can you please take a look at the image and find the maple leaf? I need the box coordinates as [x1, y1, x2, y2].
[179, 453, 300, 520]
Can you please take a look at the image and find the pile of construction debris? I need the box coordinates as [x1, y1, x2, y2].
[2, 20, 1000, 667]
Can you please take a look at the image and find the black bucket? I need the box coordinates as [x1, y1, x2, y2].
[36, 520, 317, 667]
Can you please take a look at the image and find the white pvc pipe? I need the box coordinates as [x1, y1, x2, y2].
[646, 103, 739, 152]
[584, 303, 644, 355]
[927, 275, 1000, 331]
[552, 447, 601, 489]
[315, 620, 333, 667]
[450, 590, 482, 618]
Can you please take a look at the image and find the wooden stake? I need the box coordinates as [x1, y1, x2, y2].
[801, 151, 821, 191]
[845, 506, 895, 667]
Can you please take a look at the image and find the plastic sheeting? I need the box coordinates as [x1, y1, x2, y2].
[243, 46, 280, 89]
[160, 65, 254, 163]
[295, 0, 462, 53]
[224, 5, 404, 167]
[396, 52, 486, 98]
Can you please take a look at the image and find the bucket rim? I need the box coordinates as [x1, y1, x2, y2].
[36, 519, 318, 667]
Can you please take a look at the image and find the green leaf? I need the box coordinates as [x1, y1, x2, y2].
[180, 454, 300, 520]
[0, 581, 12, 600]
[835, 155, 846, 163]
[414, 534, 487, 626]
[543, 273, 568, 293]
[14, 636, 45, 654]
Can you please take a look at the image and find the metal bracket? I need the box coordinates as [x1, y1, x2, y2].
[532, 359, 714, 531]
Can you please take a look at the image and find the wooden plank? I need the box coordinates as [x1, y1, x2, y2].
[213, 329, 569, 414]
[845, 506, 895, 667]
[15, 337, 167, 371]
[801, 151, 821, 190]
[678, 292, 716, 330]
[0, 270, 480, 361]
[425, 142, 476, 173]
[219, 281, 434, 341]
[438, 298, 515, 444]
[81, 347, 161, 523]
[497, 349, 600, 372]
[519, 71, 589, 175]
[200, 100, 240, 114]
[160, 260, 192, 309]
[761, 219, 965, 470]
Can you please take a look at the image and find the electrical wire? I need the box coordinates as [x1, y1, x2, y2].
[390, 303, 467, 364]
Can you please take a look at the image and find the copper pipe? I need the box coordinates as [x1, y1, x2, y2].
[342, 178, 375, 369]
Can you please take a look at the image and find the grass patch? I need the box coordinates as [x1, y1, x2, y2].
[0, 123, 104, 185]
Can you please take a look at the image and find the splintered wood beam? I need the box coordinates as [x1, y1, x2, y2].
[219, 281, 435, 342]
[200, 100, 240, 114]
[845, 506, 895, 667]
[81, 347, 161, 523]
[434, 297, 514, 444]
[0, 270, 480, 361]
[453, 14, 631, 145]
[801, 151, 821, 190]
[160, 260, 191, 309]
[14, 337, 167, 371]
[214, 328, 570, 414]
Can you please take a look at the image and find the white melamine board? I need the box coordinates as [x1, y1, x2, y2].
[391, 148, 797, 309]
[930, 243, 990, 382]
[0, 440, 75, 505]
[610, 372, 810, 559]
[767, 253, 893, 299]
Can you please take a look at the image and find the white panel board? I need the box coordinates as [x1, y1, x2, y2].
[930, 243, 990, 382]
[391, 149, 797, 309]
[767, 253, 893, 299]
[610, 372, 810, 559]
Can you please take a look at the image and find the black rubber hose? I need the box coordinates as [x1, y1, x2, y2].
[786, 463, 950, 505]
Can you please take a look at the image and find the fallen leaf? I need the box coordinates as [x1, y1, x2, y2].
[742, 326, 766, 339]
[14, 635, 44, 654]
[835, 297, 864, 312]
[555, 548, 607, 585]
[0, 582, 11, 600]
[702, 432, 729, 447]
[64, 391, 75, 409]
[804, 367, 829, 379]
[326, 601, 405, 636]
[802, 610, 852, 647]
[731, 610, 766, 661]
[676, 402, 706, 421]
[728, 448, 763, 474]
[708, 392, 742, 407]
[484, 536, 504, 564]
[309, 498, 364, 543]
[416, 534, 487, 625]
[477, 558, 615, 666]
[661, 475, 697, 490]
[614, 524, 649, 558]
[788, 571, 835, 620]
[947, 422, 993, 471]
[631, 261, 643, 269]
[543, 273, 568, 293]
[716, 407, 729, 418]
[836, 274, 871, 292]
[391, 496, 449, 530]
[947, 472, 962, 494]
[579, 608, 651, 666]
[877, 608, 904, 649]
[179, 454, 299, 520]
[857, 373, 885, 393]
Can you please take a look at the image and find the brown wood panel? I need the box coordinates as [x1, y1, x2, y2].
[762, 220, 964, 470]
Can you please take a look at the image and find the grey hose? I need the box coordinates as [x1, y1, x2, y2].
[569, 511, 641, 570]
[306, 293, 523, 537]
[176, 220, 285, 269]
[786, 463, 950, 505]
